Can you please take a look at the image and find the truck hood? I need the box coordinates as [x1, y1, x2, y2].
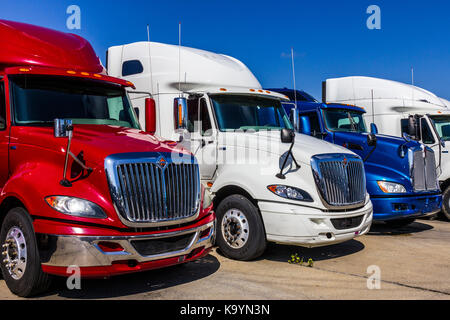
[218, 130, 356, 166]
[11, 124, 190, 167]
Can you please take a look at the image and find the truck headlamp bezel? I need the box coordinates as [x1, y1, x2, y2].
[267, 185, 313, 202]
[377, 181, 407, 194]
[45, 196, 107, 219]
[202, 186, 213, 209]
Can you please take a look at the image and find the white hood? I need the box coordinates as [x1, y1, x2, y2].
[218, 130, 356, 166]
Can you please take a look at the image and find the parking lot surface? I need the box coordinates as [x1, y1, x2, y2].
[1, 218, 449, 300]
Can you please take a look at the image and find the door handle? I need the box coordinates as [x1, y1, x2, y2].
[201, 139, 214, 148]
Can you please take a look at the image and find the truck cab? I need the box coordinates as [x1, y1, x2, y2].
[0, 20, 215, 297]
[269, 88, 442, 225]
[323, 76, 450, 220]
[107, 42, 373, 262]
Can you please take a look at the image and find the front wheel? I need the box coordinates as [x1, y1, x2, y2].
[440, 187, 450, 221]
[0, 207, 52, 297]
[215, 195, 266, 261]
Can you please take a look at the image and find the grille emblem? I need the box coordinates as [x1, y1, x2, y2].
[342, 157, 348, 167]
[158, 157, 167, 169]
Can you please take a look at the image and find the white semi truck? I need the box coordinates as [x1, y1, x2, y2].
[323, 76, 450, 220]
[107, 42, 373, 260]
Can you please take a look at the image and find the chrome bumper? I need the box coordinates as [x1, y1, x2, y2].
[41, 221, 215, 267]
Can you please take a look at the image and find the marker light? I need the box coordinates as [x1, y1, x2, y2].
[267, 185, 313, 202]
[377, 181, 407, 193]
[45, 196, 107, 218]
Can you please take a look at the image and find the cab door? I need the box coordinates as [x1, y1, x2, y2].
[186, 96, 217, 180]
[0, 79, 9, 189]
[421, 117, 443, 173]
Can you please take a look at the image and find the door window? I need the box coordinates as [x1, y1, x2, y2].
[421, 118, 435, 144]
[0, 82, 5, 130]
[199, 98, 212, 136]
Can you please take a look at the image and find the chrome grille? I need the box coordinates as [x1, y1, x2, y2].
[311, 154, 366, 208]
[411, 148, 438, 191]
[105, 153, 201, 225]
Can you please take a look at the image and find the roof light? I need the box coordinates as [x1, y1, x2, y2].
[220, 88, 227, 91]
[66, 70, 76, 75]
[80, 72, 90, 76]
[19, 68, 30, 72]
[93, 74, 102, 78]
[258, 89, 263, 93]
[126, 81, 134, 86]
[265, 90, 271, 94]
[249, 89, 255, 92]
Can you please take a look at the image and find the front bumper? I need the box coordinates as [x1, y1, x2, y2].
[370, 193, 442, 221]
[258, 200, 373, 248]
[38, 217, 215, 278]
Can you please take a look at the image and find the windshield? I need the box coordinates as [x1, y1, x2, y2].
[429, 115, 450, 141]
[210, 94, 292, 131]
[322, 108, 367, 133]
[9, 75, 140, 129]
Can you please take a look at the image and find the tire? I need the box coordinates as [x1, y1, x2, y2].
[215, 195, 266, 261]
[384, 218, 415, 228]
[0, 207, 52, 297]
[440, 186, 450, 221]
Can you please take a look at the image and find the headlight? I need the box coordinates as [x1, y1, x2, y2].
[377, 181, 406, 193]
[202, 186, 213, 209]
[45, 196, 107, 218]
[267, 185, 313, 202]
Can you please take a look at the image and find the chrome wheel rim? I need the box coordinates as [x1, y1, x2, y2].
[1, 227, 27, 280]
[221, 209, 249, 249]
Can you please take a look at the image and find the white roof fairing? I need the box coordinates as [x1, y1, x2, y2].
[108, 41, 264, 95]
[324, 76, 447, 114]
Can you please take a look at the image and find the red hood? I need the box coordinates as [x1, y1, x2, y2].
[11, 125, 191, 167]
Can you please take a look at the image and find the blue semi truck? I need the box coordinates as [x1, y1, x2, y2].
[269, 88, 442, 227]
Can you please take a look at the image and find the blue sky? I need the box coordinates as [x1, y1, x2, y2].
[2, 0, 449, 100]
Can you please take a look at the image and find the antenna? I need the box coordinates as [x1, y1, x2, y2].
[291, 48, 297, 108]
[147, 25, 154, 94]
[178, 22, 182, 96]
[371, 89, 375, 124]
[411, 67, 414, 107]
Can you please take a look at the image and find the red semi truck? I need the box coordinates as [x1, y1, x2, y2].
[0, 20, 215, 297]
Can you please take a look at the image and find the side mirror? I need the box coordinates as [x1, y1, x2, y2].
[367, 133, 377, 147]
[145, 97, 156, 134]
[281, 128, 295, 144]
[300, 116, 311, 136]
[174, 97, 188, 130]
[54, 119, 74, 187]
[370, 123, 378, 134]
[54, 119, 73, 137]
[289, 108, 299, 131]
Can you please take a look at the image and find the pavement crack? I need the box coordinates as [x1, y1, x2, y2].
[311, 266, 450, 296]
